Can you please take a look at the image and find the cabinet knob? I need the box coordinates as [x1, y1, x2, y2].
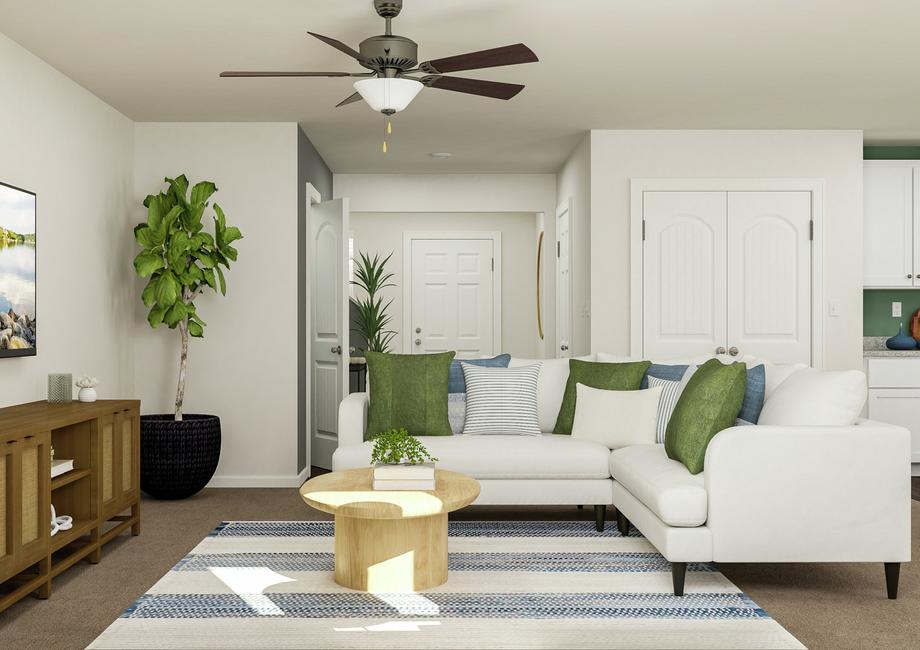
[415, 339, 421, 346]
[909, 274, 913, 279]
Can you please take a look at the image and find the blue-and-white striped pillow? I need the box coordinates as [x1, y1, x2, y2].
[648, 375, 682, 444]
[461, 363, 542, 436]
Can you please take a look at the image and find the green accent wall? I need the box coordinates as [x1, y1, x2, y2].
[864, 146, 920, 160]
[863, 146, 920, 335]
[864, 289, 920, 336]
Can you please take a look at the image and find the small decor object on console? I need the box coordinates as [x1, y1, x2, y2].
[75, 375, 99, 402]
[370, 428, 437, 490]
[886, 322, 917, 350]
[47, 373, 72, 403]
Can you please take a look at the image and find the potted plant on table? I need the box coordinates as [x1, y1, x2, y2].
[370, 428, 439, 489]
[133, 174, 242, 499]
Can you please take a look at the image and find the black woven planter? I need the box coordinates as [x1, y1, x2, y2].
[140, 414, 221, 499]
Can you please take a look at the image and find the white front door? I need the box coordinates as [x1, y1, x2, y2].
[409, 238, 495, 358]
[310, 197, 349, 470]
[642, 191, 728, 359]
[727, 192, 812, 364]
[556, 201, 572, 358]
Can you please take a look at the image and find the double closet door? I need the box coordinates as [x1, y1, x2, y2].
[642, 191, 813, 364]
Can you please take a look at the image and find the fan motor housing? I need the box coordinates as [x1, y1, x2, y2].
[359, 35, 418, 72]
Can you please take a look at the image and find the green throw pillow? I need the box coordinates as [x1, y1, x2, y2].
[365, 351, 455, 440]
[665, 359, 747, 475]
[553, 359, 651, 435]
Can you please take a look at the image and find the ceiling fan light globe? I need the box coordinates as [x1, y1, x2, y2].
[353, 78, 423, 113]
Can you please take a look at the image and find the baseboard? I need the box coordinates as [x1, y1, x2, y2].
[206, 467, 311, 488]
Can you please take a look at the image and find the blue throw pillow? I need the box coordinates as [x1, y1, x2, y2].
[641, 363, 689, 388]
[448, 354, 511, 393]
[738, 363, 766, 424]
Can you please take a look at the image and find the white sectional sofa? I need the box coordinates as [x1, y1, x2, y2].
[333, 354, 912, 598]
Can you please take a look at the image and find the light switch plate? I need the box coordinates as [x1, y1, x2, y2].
[893, 302, 902, 318]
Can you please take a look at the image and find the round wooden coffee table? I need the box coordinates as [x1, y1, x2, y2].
[300, 468, 480, 592]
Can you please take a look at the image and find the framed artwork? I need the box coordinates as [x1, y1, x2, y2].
[0, 181, 36, 357]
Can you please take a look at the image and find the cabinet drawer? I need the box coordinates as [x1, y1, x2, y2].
[866, 358, 920, 388]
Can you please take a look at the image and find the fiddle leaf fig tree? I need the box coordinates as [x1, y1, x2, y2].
[133, 175, 243, 421]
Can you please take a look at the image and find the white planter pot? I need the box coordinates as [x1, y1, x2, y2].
[78, 387, 97, 402]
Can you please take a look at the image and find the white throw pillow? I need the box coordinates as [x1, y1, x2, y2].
[647, 375, 681, 443]
[757, 368, 867, 426]
[461, 363, 542, 436]
[571, 383, 662, 449]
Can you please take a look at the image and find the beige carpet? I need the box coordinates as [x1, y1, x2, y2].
[0, 489, 916, 650]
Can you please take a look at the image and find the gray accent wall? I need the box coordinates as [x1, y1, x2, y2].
[297, 126, 333, 473]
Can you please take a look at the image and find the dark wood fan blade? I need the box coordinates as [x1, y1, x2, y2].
[336, 92, 363, 107]
[308, 32, 374, 66]
[219, 71, 355, 77]
[422, 75, 524, 100]
[418, 43, 537, 74]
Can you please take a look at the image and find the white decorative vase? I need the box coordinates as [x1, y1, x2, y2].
[78, 387, 97, 403]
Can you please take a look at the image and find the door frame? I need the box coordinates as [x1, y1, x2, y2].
[629, 178, 825, 368]
[555, 198, 574, 358]
[402, 231, 503, 355]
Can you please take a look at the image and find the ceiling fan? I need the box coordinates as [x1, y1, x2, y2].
[219, 0, 538, 121]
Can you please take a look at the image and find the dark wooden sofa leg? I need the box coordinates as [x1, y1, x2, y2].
[594, 505, 606, 531]
[616, 509, 630, 536]
[885, 562, 900, 600]
[672, 562, 687, 596]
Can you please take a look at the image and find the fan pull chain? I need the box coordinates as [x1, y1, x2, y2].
[382, 116, 393, 153]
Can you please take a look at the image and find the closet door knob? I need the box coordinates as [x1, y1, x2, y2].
[716, 346, 726, 355]
[729, 347, 739, 357]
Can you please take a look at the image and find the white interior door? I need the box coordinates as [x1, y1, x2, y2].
[556, 202, 572, 358]
[310, 197, 349, 470]
[727, 192, 812, 364]
[643, 192, 727, 359]
[863, 164, 914, 288]
[409, 237, 495, 358]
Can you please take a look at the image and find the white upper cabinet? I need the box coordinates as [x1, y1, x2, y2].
[863, 163, 916, 288]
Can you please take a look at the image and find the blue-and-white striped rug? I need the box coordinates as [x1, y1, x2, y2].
[90, 521, 802, 649]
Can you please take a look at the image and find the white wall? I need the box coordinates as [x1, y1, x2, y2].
[0, 34, 135, 406]
[133, 123, 300, 485]
[351, 212, 539, 358]
[556, 135, 591, 356]
[334, 174, 557, 357]
[588, 130, 864, 370]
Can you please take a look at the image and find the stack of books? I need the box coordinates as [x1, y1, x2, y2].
[51, 458, 74, 478]
[373, 462, 435, 491]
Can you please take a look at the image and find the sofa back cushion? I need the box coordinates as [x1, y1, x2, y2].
[510, 355, 595, 432]
[757, 368, 867, 426]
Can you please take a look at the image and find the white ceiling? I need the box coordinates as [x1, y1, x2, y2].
[2, 0, 919, 173]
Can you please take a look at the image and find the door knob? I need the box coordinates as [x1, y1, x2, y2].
[331, 345, 342, 355]
[716, 346, 726, 355]
[728, 346, 739, 357]
[560, 344, 568, 351]
[415, 327, 422, 334]
[909, 274, 914, 279]
[415, 339, 421, 346]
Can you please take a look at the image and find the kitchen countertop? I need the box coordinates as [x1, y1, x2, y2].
[864, 336, 920, 358]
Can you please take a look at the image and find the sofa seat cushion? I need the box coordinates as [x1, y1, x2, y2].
[334, 434, 612, 480]
[609, 445, 707, 527]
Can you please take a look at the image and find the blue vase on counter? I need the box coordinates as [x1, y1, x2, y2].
[886, 323, 918, 350]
